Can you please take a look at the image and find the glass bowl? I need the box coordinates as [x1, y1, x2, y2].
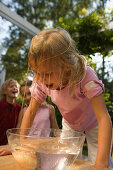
[7, 128, 85, 170]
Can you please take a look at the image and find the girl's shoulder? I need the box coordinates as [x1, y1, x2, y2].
[79, 65, 104, 98]
[86, 65, 97, 75]
[82, 65, 99, 84]
[41, 104, 54, 114]
[0, 100, 10, 108]
[0, 100, 6, 108]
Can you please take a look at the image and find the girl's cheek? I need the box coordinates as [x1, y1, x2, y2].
[23, 99, 26, 103]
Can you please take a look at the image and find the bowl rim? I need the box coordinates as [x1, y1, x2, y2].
[6, 127, 86, 139]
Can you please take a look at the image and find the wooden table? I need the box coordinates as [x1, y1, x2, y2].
[0, 145, 94, 170]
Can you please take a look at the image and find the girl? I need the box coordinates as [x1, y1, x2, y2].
[21, 28, 112, 170]
[0, 79, 21, 146]
[17, 80, 58, 130]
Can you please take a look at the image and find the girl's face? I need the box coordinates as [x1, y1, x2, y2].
[20, 86, 31, 106]
[5, 82, 19, 99]
[29, 58, 70, 90]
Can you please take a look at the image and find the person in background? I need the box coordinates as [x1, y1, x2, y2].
[17, 80, 58, 130]
[0, 79, 21, 155]
[21, 28, 112, 170]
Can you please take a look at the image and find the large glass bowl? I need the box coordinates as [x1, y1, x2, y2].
[7, 128, 85, 170]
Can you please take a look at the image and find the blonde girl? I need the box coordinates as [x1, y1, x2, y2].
[0, 79, 21, 155]
[21, 28, 112, 170]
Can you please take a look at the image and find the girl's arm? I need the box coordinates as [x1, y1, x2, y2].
[49, 105, 59, 129]
[91, 94, 112, 170]
[16, 108, 24, 128]
[20, 98, 41, 134]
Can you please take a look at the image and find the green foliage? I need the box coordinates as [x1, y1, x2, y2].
[55, 11, 113, 55]
[104, 81, 113, 121]
[1, 27, 31, 82]
[96, 71, 113, 123]
[16, 94, 23, 105]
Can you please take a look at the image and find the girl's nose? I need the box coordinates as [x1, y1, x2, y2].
[14, 86, 18, 90]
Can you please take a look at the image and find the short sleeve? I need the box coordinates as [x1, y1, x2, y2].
[29, 81, 47, 104]
[80, 66, 104, 99]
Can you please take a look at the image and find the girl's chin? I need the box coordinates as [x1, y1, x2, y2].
[11, 94, 18, 98]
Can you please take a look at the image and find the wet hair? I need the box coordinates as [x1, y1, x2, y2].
[20, 80, 32, 95]
[29, 28, 86, 88]
[0, 79, 20, 100]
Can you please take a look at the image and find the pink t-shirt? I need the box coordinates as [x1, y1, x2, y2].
[30, 66, 104, 131]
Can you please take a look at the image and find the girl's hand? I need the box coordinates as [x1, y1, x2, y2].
[0, 148, 11, 156]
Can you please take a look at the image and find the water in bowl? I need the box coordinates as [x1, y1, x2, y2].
[11, 137, 80, 170]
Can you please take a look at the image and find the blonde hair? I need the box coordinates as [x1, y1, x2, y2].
[0, 79, 20, 100]
[29, 28, 87, 88]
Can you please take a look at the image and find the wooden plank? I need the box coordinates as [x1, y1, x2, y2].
[69, 159, 93, 170]
[0, 155, 93, 170]
[0, 155, 22, 170]
[0, 145, 21, 170]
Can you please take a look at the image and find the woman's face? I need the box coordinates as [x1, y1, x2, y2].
[20, 86, 31, 106]
[29, 57, 70, 90]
